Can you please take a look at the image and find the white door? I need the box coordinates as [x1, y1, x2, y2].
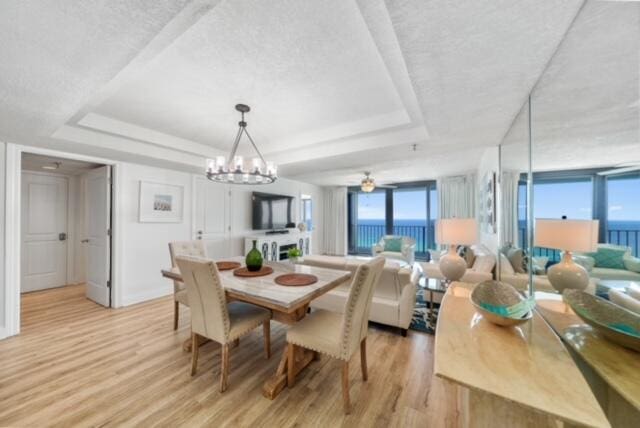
[21, 173, 68, 292]
[193, 177, 229, 258]
[84, 166, 111, 307]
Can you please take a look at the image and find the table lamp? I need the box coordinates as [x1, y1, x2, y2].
[535, 219, 599, 293]
[436, 218, 478, 282]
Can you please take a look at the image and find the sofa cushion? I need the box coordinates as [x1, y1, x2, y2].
[590, 267, 640, 281]
[499, 253, 515, 275]
[384, 238, 403, 252]
[589, 247, 628, 269]
[624, 256, 640, 273]
[609, 289, 640, 315]
[472, 254, 496, 273]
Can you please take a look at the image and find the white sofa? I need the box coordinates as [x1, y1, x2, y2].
[422, 244, 496, 284]
[372, 235, 416, 264]
[299, 255, 421, 335]
[572, 244, 640, 282]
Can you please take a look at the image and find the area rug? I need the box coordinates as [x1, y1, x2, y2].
[410, 288, 439, 334]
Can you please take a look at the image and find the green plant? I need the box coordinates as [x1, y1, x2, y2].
[288, 248, 302, 259]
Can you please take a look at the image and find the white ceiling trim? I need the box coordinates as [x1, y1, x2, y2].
[52, 125, 205, 168]
[78, 113, 224, 158]
[273, 125, 428, 166]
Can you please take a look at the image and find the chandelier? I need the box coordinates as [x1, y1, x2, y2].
[206, 104, 277, 184]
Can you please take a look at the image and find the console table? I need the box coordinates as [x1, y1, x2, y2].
[536, 292, 640, 428]
[434, 283, 610, 428]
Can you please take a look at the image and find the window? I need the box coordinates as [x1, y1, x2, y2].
[534, 179, 593, 220]
[353, 190, 386, 253]
[393, 188, 427, 257]
[347, 182, 437, 259]
[607, 174, 640, 256]
[518, 174, 595, 261]
[301, 195, 313, 231]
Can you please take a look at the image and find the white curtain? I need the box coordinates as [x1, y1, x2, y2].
[322, 186, 348, 255]
[437, 173, 477, 219]
[501, 170, 521, 247]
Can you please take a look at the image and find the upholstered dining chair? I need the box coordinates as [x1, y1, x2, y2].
[175, 256, 272, 393]
[168, 241, 207, 330]
[286, 256, 385, 414]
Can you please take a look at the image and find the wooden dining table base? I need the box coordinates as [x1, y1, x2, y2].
[181, 301, 317, 400]
[262, 304, 317, 400]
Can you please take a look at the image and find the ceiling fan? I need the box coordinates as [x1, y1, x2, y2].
[360, 171, 397, 193]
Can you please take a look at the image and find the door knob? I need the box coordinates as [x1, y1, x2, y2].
[59, 233, 67, 241]
[81, 239, 90, 243]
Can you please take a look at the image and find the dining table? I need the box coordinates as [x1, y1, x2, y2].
[161, 256, 351, 400]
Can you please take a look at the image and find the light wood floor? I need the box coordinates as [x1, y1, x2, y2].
[0, 284, 458, 427]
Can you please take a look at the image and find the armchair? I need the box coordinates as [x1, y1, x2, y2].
[372, 235, 416, 264]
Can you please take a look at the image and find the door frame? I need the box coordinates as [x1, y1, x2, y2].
[4, 144, 122, 338]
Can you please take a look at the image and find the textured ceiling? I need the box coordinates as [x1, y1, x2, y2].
[503, 0, 640, 172]
[0, 0, 638, 185]
[0, 0, 190, 138]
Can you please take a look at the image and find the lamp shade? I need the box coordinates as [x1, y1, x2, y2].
[436, 218, 478, 246]
[535, 219, 599, 252]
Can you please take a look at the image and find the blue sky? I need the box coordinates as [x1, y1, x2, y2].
[358, 177, 639, 222]
[357, 188, 436, 220]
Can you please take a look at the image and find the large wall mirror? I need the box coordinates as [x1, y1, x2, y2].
[526, 1, 640, 422]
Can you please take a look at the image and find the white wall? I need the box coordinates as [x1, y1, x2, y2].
[0, 142, 5, 334]
[477, 146, 500, 254]
[117, 163, 193, 306]
[116, 163, 324, 307]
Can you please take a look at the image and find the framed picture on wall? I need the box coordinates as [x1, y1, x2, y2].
[479, 172, 497, 234]
[139, 181, 184, 223]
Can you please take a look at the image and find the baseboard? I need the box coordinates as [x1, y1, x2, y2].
[120, 285, 172, 307]
[0, 326, 9, 341]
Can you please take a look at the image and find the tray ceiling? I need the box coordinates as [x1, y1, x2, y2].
[0, 0, 637, 184]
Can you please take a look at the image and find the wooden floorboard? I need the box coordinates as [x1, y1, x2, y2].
[0, 284, 458, 427]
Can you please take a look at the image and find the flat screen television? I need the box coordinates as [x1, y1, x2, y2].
[252, 192, 295, 230]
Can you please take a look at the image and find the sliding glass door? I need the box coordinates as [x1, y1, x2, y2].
[349, 190, 387, 254]
[348, 182, 437, 259]
[607, 173, 640, 257]
[517, 170, 640, 259]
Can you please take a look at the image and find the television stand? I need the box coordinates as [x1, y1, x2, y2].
[244, 231, 312, 262]
[266, 229, 289, 235]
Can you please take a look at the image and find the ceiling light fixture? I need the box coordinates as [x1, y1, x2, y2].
[42, 162, 61, 170]
[206, 104, 277, 185]
[361, 171, 376, 193]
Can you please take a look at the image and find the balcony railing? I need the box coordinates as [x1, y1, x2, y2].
[518, 225, 640, 261]
[350, 223, 435, 259]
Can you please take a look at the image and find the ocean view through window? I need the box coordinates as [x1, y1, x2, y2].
[519, 171, 640, 259]
[348, 182, 437, 259]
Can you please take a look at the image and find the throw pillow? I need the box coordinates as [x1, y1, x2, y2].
[457, 245, 476, 268]
[588, 247, 627, 270]
[624, 256, 640, 273]
[499, 253, 515, 275]
[384, 238, 403, 253]
[531, 256, 549, 275]
[499, 243, 514, 257]
[507, 248, 528, 274]
[571, 254, 596, 272]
